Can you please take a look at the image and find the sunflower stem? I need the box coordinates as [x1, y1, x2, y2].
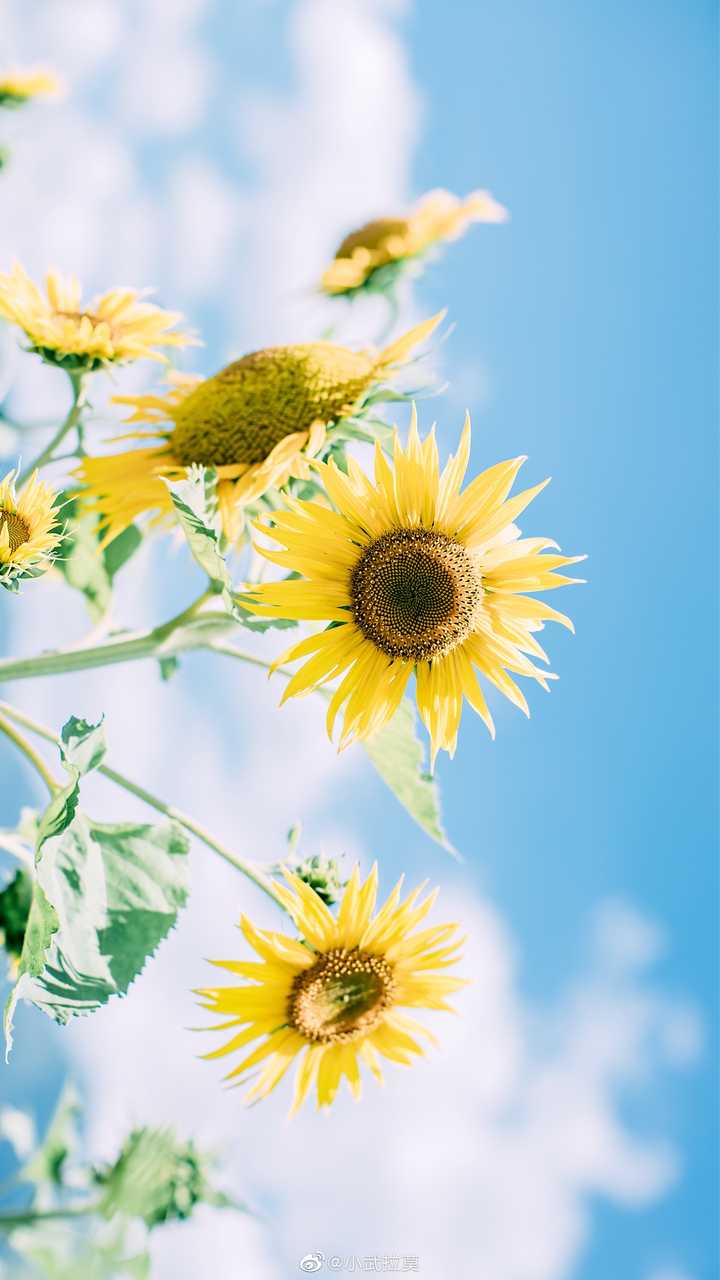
[17, 371, 88, 486]
[0, 711, 57, 796]
[0, 590, 222, 682]
[0, 1204, 98, 1230]
[0, 700, 292, 916]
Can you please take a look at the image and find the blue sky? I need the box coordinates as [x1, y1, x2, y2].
[0, 2, 716, 1278]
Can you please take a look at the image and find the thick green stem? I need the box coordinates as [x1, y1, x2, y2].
[17, 372, 88, 487]
[0, 712, 57, 795]
[0, 591, 222, 683]
[0, 701, 291, 916]
[0, 1204, 96, 1230]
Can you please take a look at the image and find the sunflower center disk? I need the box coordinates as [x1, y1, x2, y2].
[170, 347, 376, 469]
[336, 217, 411, 258]
[0, 509, 30, 554]
[351, 528, 482, 662]
[289, 948, 396, 1044]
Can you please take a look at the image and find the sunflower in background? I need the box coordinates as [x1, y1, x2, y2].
[0, 69, 61, 109]
[198, 864, 465, 1112]
[76, 313, 442, 544]
[0, 469, 61, 591]
[0, 265, 195, 373]
[321, 189, 508, 299]
[247, 411, 584, 761]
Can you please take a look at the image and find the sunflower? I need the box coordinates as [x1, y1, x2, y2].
[0, 469, 61, 590]
[0, 264, 194, 372]
[197, 864, 465, 1111]
[321, 189, 508, 297]
[247, 412, 584, 760]
[0, 70, 61, 108]
[76, 314, 442, 544]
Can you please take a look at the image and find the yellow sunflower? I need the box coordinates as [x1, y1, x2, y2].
[0, 469, 61, 590]
[76, 314, 442, 544]
[197, 864, 465, 1111]
[0, 70, 61, 107]
[0, 264, 195, 372]
[321, 189, 508, 296]
[247, 412, 584, 760]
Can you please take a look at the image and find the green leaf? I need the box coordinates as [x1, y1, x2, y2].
[56, 494, 142, 621]
[60, 716, 107, 777]
[165, 466, 228, 589]
[166, 467, 297, 636]
[8, 818, 189, 1035]
[0, 868, 33, 961]
[362, 699, 455, 854]
[157, 655, 179, 681]
[102, 525, 142, 580]
[3, 717, 190, 1055]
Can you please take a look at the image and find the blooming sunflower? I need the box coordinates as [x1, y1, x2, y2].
[197, 864, 464, 1111]
[0, 265, 194, 372]
[0, 70, 61, 108]
[247, 412, 585, 760]
[321, 189, 508, 297]
[76, 314, 441, 544]
[0, 469, 61, 590]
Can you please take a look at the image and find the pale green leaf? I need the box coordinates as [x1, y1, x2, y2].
[362, 699, 455, 854]
[166, 466, 297, 635]
[56, 494, 142, 621]
[3, 717, 190, 1055]
[165, 466, 228, 589]
[60, 716, 107, 777]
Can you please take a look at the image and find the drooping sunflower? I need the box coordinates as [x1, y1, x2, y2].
[0, 70, 61, 108]
[0, 264, 194, 372]
[0, 470, 61, 590]
[197, 864, 465, 1111]
[321, 189, 508, 297]
[76, 314, 442, 544]
[247, 412, 585, 760]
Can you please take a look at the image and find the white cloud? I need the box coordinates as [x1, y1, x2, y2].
[230, 0, 422, 346]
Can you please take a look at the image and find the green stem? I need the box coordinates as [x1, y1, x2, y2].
[0, 1204, 97, 1231]
[17, 372, 88, 487]
[0, 701, 291, 915]
[0, 590, 222, 683]
[0, 712, 57, 795]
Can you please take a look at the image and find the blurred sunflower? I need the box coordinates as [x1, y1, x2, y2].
[0, 469, 61, 590]
[0, 69, 61, 108]
[76, 314, 441, 544]
[197, 864, 465, 1111]
[321, 189, 508, 297]
[247, 412, 584, 760]
[0, 265, 194, 372]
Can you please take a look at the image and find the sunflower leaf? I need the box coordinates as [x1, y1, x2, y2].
[363, 699, 456, 855]
[56, 492, 142, 621]
[165, 466, 229, 590]
[165, 467, 297, 635]
[3, 717, 190, 1056]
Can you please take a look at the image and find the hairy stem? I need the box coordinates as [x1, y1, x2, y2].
[0, 701, 291, 915]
